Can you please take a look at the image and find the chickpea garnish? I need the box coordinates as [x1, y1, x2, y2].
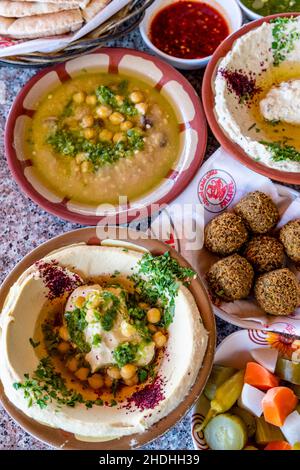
[153, 331, 167, 348]
[138, 302, 149, 310]
[109, 111, 125, 125]
[59, 325, 69, 342]
[120, 364, 137, 380]
[120, 120, 133, 131]
[113, 132, 126, 144]
[148, 324, 157, 333]
[88, 374, 104, 390]
[130, 91, 144, 104]
[107, 366, 121, 380]
[135, 102, 148, 115]
[67, 357, 79, 372]
[147, 308, 161, 324]
[57, 341, 70, 354]
[99, 129, 113, 142]
[86, 94, 97, 106]
[81, 115, 94, 129]
[124, 374, 139, 387]
[75, 296, 85, 308]
[83, 128, 95, 140]
[73, 91, 85, 104]
[75, 367, 90, 381]
[104, 375, 113, 388]
[81, 161, 92, 173]
[115, 95, 124, 105]
[95, 105, 112, 119]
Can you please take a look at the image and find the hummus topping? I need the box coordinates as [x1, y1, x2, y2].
[260, 79, 300, 125]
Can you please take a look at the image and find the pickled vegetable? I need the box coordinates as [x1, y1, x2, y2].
[255, 416, 284, 445]
[293, 443, 300, 450]
[244, 446, 258, 450]
[196, 369, 244, 432]
[204, 414, 247, 450]
[262, 386, 298, 427]
[231, 406, 256, 438]
[245, 362, 279, 391]
[276, 358, 300, 385]
[204, 365, 236, 401]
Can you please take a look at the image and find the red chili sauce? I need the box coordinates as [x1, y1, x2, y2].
[149, 1, 229, 60]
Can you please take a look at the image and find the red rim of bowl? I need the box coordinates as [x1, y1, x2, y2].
[202, 12, 300, 185]
[5, 47, 207, 225]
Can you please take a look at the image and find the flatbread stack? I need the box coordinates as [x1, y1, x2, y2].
[0, 0, 110, 39]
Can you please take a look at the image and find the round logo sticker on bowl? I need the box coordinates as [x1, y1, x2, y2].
[198, 169, 236, 213]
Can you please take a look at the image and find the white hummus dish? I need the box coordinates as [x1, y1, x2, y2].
[214, 16, 300, 174]
[0, 242, 210, 447]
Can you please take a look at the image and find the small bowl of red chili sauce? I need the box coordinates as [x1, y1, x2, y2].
[140, 0, 243, 70]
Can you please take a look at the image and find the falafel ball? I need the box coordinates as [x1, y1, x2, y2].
[244, 236, 285, 273]
[234, 191, 279, 234]
[204, 212, 248, 256]
[207, 254, 254, 302]
[255, 268, 300, 316]
[279, 219, 300, 264]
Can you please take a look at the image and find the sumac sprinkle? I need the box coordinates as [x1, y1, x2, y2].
[220, 68, 262, 103]
[36, 260, 82, 300]
[125, 377, 165, 411]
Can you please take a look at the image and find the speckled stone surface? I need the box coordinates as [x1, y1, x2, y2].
[0, 27, 263, 451]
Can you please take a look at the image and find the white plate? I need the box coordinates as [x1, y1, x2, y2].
[191, 328, 298, 450]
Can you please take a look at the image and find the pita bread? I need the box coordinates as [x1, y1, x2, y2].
[82, 0, 110, 22]
[0, 1, 78, 17]
[0, 16, 15, 35]
[6, 9, 83, 38]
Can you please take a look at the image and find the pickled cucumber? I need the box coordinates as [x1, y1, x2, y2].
[255, 416, 284, 445]
[276, 358, 300, 385]
[231, 406, 256, 438]
[204, 365, 237, 401]
[204, 413, 247, 450]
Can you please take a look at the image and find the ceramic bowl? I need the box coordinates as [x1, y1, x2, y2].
[202, 13, 300, 185]
[0, 227, 216, 450]
[139, 0, 243, 70]
[5, 48, 207, 225]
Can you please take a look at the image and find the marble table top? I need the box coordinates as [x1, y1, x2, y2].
[0, 27, 282, 450]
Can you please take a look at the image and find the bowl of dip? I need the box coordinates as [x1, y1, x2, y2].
[5, 48, 207, 225]
[238, 0, 300, 21]
[139, 0, 243, 70]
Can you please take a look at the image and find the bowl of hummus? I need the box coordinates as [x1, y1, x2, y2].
[203, 13, 300, 184]
[0, 227, 215, 449]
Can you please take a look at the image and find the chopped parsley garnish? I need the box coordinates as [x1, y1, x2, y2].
[96, 85, 137, 117]
[131, 252, 195, 328]
[13, 357, 103, 410]
[13, 357, 84, 409]
[113, 342, 138, 367]
[29, 338, 40, 349]
[99, 291, 120, 331]
[47, 127, 145, 170]
[65, 307, 91, 353]
[271, 17, 300, 66]
[260, 140, 300, 162]
[92, 334, 102, 346]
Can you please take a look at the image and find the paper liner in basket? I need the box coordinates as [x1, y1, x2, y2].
[148, 147, 300, 335]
